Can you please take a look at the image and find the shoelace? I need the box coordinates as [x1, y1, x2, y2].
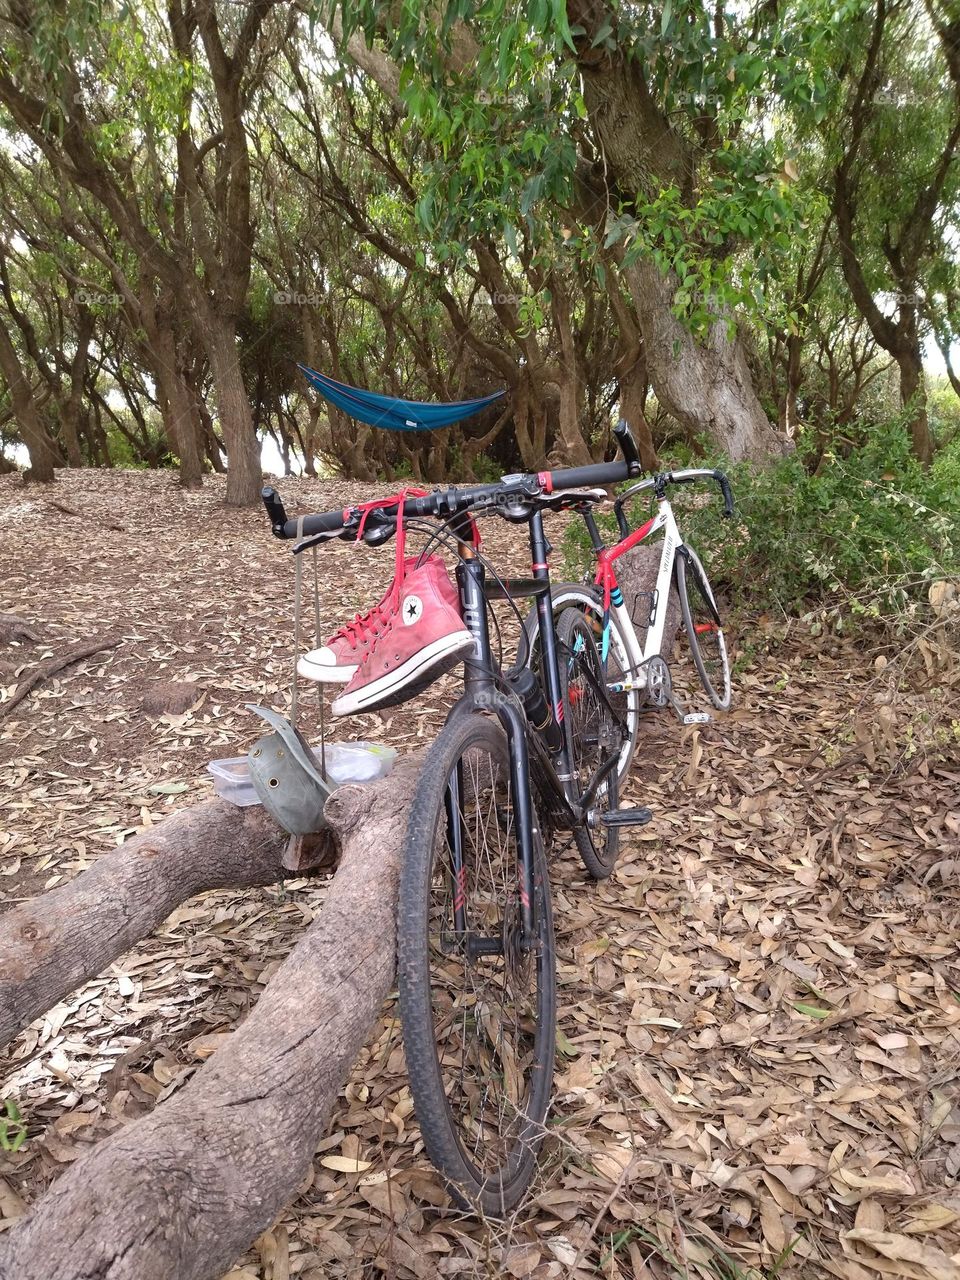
[331, 607, 388, 648]
[354, 487, 430, 610]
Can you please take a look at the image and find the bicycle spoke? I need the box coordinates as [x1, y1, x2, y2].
[422, 741, 544, 1179]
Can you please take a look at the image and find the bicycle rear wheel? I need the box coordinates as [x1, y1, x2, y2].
[557, 609, 623, 880]
[398, 713, 556, 1214]
[675, 546, 731, 710]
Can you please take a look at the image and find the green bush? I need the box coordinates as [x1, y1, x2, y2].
[562, 416, 960, 627]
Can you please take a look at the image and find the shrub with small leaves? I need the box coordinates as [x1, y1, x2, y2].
[563, 416, 960, 635]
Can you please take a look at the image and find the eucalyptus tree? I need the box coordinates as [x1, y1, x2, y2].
[0, 0, 291, 503]
[319, 0, 841, 462]
[820, 0, 960, 463]
[265, 23, 659, 473]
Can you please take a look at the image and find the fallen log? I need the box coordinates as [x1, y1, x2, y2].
[0, 756, 420, 1280]
[0, 798, 300, 1048]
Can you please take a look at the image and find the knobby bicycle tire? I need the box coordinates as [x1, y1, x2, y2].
[397, 712, 557, 1214]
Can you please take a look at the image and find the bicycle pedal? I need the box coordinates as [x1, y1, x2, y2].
[682, 712, 712, 725]
[601, 806, 653, 829]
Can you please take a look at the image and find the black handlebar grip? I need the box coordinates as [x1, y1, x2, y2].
[613, 420, 642, 476]
[262, 486, 288, 537]
[714, 471, 735, 518]
[547, 460, 632, 491]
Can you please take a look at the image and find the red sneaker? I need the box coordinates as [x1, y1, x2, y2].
[297, 556, 422, 684]
[331, 557, 474, 716]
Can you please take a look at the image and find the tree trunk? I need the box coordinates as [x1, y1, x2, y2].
[551, 283, 593, 466]
[0, 799, 290, 1048]
[616, 353, 658, 472]
[201, 309, 262, 505]
[778, 332, 803, 439]
[196, 395, 227, 473]
[58, 308, 94, 468]
[0, 317, 60, 482]
[563, 8, 786, 463]
[895, 339, 933, 465]
[626, 262, 788, 461]
[0, 759, 420, 1280]
[149, 328, 205, 490]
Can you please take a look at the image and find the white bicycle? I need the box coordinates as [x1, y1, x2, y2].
[524, 467, 734, 782]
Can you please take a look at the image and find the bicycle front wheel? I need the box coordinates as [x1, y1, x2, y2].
[675, 547, 731, 710]
[557, 608, 623, 880]
[522, 584, 641, 784]
[398, 712, 556, 1215]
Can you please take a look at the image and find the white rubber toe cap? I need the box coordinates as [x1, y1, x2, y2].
[297, 647, 357, 684]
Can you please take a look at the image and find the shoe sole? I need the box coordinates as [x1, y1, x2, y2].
[297, 657, 358, 684]
[331, 631, 475, 716]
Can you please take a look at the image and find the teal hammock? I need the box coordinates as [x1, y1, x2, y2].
[299, 364, 505, 432]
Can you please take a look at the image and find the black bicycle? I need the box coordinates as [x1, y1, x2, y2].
[262, 423, 651, 1213]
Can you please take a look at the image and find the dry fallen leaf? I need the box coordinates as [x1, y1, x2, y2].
[2, 473, 959, 1280]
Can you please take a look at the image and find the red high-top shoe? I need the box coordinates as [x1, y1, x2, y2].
[331, 556, 474, 716]
[297, 557, 422, 684]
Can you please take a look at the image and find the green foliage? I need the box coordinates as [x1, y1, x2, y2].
[0, 1098, 27, 1152]
[564, 417, 960, 628]
[929, 376, 960, 446]
[327, 0, 839, 334]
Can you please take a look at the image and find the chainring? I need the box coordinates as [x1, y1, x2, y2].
[644, 655, 672, 708]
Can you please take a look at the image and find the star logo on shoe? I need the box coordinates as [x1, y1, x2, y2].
[402, 594, 424, 625]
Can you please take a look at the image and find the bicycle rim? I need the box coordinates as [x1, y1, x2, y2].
[398, 714, 556, 1214]
[676, 550, 731, 710]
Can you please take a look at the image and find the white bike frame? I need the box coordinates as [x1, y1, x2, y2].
[553, 472, 725, 695]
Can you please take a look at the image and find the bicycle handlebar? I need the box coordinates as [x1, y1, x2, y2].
[263, 418, 644, 544]
[668, 468, 735, 517]
[612, 468, 735, 537]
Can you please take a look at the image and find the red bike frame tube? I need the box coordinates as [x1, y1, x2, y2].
[594, 515, 657, 610]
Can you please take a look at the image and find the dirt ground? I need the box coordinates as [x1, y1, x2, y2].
[1, 469, 958, 1280]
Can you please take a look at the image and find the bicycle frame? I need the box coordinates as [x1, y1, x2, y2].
[578, 477, 723, 696]
[590, 493, 682, 692]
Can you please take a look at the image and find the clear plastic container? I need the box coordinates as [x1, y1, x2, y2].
[207, 757, 260, 806]
[208, 741, 397, 807]
[323, 741, 398, 784]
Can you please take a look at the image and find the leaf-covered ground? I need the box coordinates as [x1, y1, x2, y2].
[1, 470, 958, 1280]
